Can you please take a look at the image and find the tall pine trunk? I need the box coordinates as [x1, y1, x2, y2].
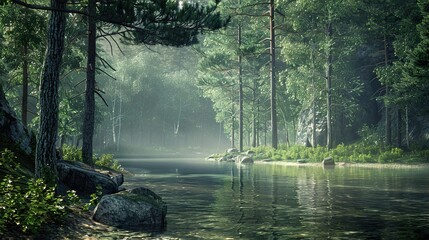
[22, 43, 29, 127]
[269, 0, 278, 149]
[384, 34, 392, 146]
[82, 0, 96, 166]
[238, 22, 243, 152]
[325, 21, 333, 150]
[35, 0, 67, 183]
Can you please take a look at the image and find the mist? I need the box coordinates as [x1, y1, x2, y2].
[91, 43, 230, 156]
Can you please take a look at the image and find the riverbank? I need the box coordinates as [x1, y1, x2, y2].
[255, 159, 429, 169]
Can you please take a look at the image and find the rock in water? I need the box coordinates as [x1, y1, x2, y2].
[236, 155, 254, 164]
[92, 187, 167, 230]
[322, 157, 335, 166]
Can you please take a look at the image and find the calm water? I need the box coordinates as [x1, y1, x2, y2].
[116, 157, 429, 239]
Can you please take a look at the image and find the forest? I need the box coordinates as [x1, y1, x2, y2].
[0, 0, 429, 237]
[2, 0, 429, 157]
[0, 0, 429, 167]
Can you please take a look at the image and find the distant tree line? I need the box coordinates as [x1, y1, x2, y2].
[198, 0, 429, 150]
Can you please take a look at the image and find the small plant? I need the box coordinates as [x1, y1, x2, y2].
[83, 185, 103, 211]
[62, 144, 82, 162]
[94, 154, 124, 172]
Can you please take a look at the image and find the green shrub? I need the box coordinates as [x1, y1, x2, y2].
[62, 144, 82, 162]
[94, 154, 123, 172]
[0, 175, 66, 234]
[377, 147, 403, 163]
[61, 145, 124, 172]
[0, 150, 88, 235]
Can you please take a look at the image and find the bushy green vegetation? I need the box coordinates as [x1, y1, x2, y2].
[0, 175, 66, 234]
[0, 149, 103, 236]
[250, 143, 429, 164]
[62, 144, 123, 172]
[0, 150, 65, 235]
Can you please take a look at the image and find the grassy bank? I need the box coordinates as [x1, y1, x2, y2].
[249, 143, 429, 164]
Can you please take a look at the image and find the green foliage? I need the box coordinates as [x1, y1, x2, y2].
[83, 185, 102, 211]
[0, 150, 67, 234]
[61, 144, 123, 172]
[62, 144, 82, 162]
[0, 175, 66, 234]
[94, 154, 124, 172]
[249, 143, 428, 164]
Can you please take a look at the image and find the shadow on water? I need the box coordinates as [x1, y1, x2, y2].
[113, 157, 429, 239]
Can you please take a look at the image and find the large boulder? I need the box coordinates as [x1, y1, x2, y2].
[0, 86, 35, 171]
[92, 187, 167, 230]
[57, 160, 119, 196]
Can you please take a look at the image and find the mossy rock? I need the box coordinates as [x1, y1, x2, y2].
[92, 187, 167, 230]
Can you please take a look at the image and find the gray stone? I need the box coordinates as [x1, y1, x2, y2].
[57, 160, 119, 196]
[322, 157, 335, 166]
[92, 187, 167, 230]
[297, 159, 307, 164]
[236, 155, 254, 164]
[227, 148, 239, 153]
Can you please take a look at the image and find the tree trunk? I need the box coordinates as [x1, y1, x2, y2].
[396, 107, 401, 148]
[82, 0, 97, 166]
[22, 43, 29, 127]
[311, 43, 317, 148]
[269, 0, 278, 149]
[325, 21, 333, 150]
[35, 0, 67, 183]
[384, 34, 392, 146]
[252, 81, 257, 148]
[405, 106, 409, 148]
[238, 22, 243, 152]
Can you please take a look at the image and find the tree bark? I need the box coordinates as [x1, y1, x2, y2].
[325, 21, 333, 150]
[384, 34, 392, 146]
[396, 108, 401, 148]
[238, 22, 243, 152]
[269, 0, 278, 149]
[35, 0, 67, 183]
[22, 43, 29, 127]
[82, 0, 96, 166]
[252, 80, 257, 148]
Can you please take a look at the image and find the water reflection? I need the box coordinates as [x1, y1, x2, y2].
[119, 158, 429, 239]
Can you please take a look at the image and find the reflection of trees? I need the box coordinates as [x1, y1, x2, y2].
[213, 164, 304, 238]
[295, 168, 335, 238]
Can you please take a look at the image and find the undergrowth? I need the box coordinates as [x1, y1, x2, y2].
[0, 149, 102, 236]
[62, 144, 123, 172]
[250, 143, 429, 164]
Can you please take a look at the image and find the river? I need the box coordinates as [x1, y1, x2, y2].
[113, 157, 429, 239]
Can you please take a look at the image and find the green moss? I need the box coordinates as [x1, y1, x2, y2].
[116, 190, 166, 211]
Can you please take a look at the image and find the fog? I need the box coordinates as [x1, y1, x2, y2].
[91, 43, 230, 155]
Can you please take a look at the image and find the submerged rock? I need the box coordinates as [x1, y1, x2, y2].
[92, 187, 167, 230]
